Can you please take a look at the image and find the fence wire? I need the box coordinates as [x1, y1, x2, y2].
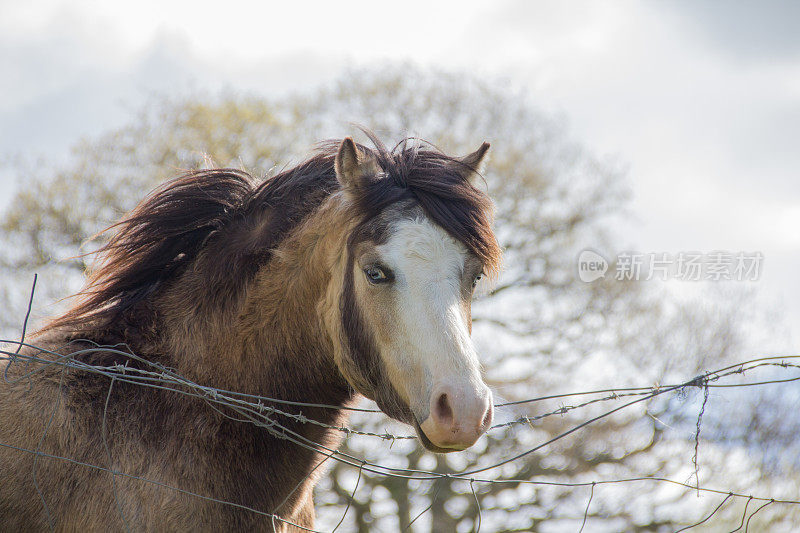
[1, 278, 799, 531]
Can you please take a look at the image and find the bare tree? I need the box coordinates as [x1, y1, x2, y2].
[1, 65, 797, 532]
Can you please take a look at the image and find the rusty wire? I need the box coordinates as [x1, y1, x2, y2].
[1, 281, 799, 531]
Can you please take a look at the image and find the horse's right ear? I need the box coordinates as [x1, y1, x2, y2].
[335, 137, 379, 191]
[456, 142, 491, 187]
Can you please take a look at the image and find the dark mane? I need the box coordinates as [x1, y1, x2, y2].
[44, 134, 500, 334]
[45, 169, 257, 334]
[340, 132, 501, 274]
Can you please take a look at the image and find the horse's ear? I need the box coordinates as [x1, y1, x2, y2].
[335, 137, 379, 191]
[457, 142, 491, 186]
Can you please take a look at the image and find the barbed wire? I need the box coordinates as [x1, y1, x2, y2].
[3, 338, 799, 530]
[1, 279, 799, 531]
[6, 339, 799, 443]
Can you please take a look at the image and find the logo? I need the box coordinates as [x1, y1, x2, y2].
[578, 249, 608, 283]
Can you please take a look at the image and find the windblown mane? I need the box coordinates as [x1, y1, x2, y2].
[45, 134, 501, 335]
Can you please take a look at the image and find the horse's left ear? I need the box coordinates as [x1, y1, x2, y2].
[457, 142, 491, 186]
[335, 137, 380, 192]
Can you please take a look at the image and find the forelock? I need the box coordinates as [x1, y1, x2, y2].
[339, 134, 501, 276]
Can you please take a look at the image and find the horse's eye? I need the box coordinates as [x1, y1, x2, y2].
[472, 273, 483, 288]
[365, 266, 389, 284]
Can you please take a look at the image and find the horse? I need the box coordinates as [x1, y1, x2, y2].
[0, 133, 502, 531]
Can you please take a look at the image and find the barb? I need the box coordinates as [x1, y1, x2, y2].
[4, 341, 800, 530]
[495, 356, 800, 407]
[5, 341, 800, 445]
[3, 282, 800, 532]
[4, 343, 800, 485]
[3, 343, 800, 477]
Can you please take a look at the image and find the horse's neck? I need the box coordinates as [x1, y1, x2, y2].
[159, 198, 353, 406]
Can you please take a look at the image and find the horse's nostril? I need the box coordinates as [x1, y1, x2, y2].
[435, 392, 454, 425]
[421, 384, 492, 450]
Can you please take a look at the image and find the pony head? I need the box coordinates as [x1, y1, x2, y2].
[325, 136, 501, 452]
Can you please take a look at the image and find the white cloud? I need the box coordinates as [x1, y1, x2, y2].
[1, 0, 798, 342]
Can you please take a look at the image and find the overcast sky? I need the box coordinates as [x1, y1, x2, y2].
[1, 0, 799, 343]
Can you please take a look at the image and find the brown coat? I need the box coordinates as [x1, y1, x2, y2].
[0, 135, 500, 531]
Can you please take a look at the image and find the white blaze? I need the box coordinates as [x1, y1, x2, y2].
[375, 217, 484, 420]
